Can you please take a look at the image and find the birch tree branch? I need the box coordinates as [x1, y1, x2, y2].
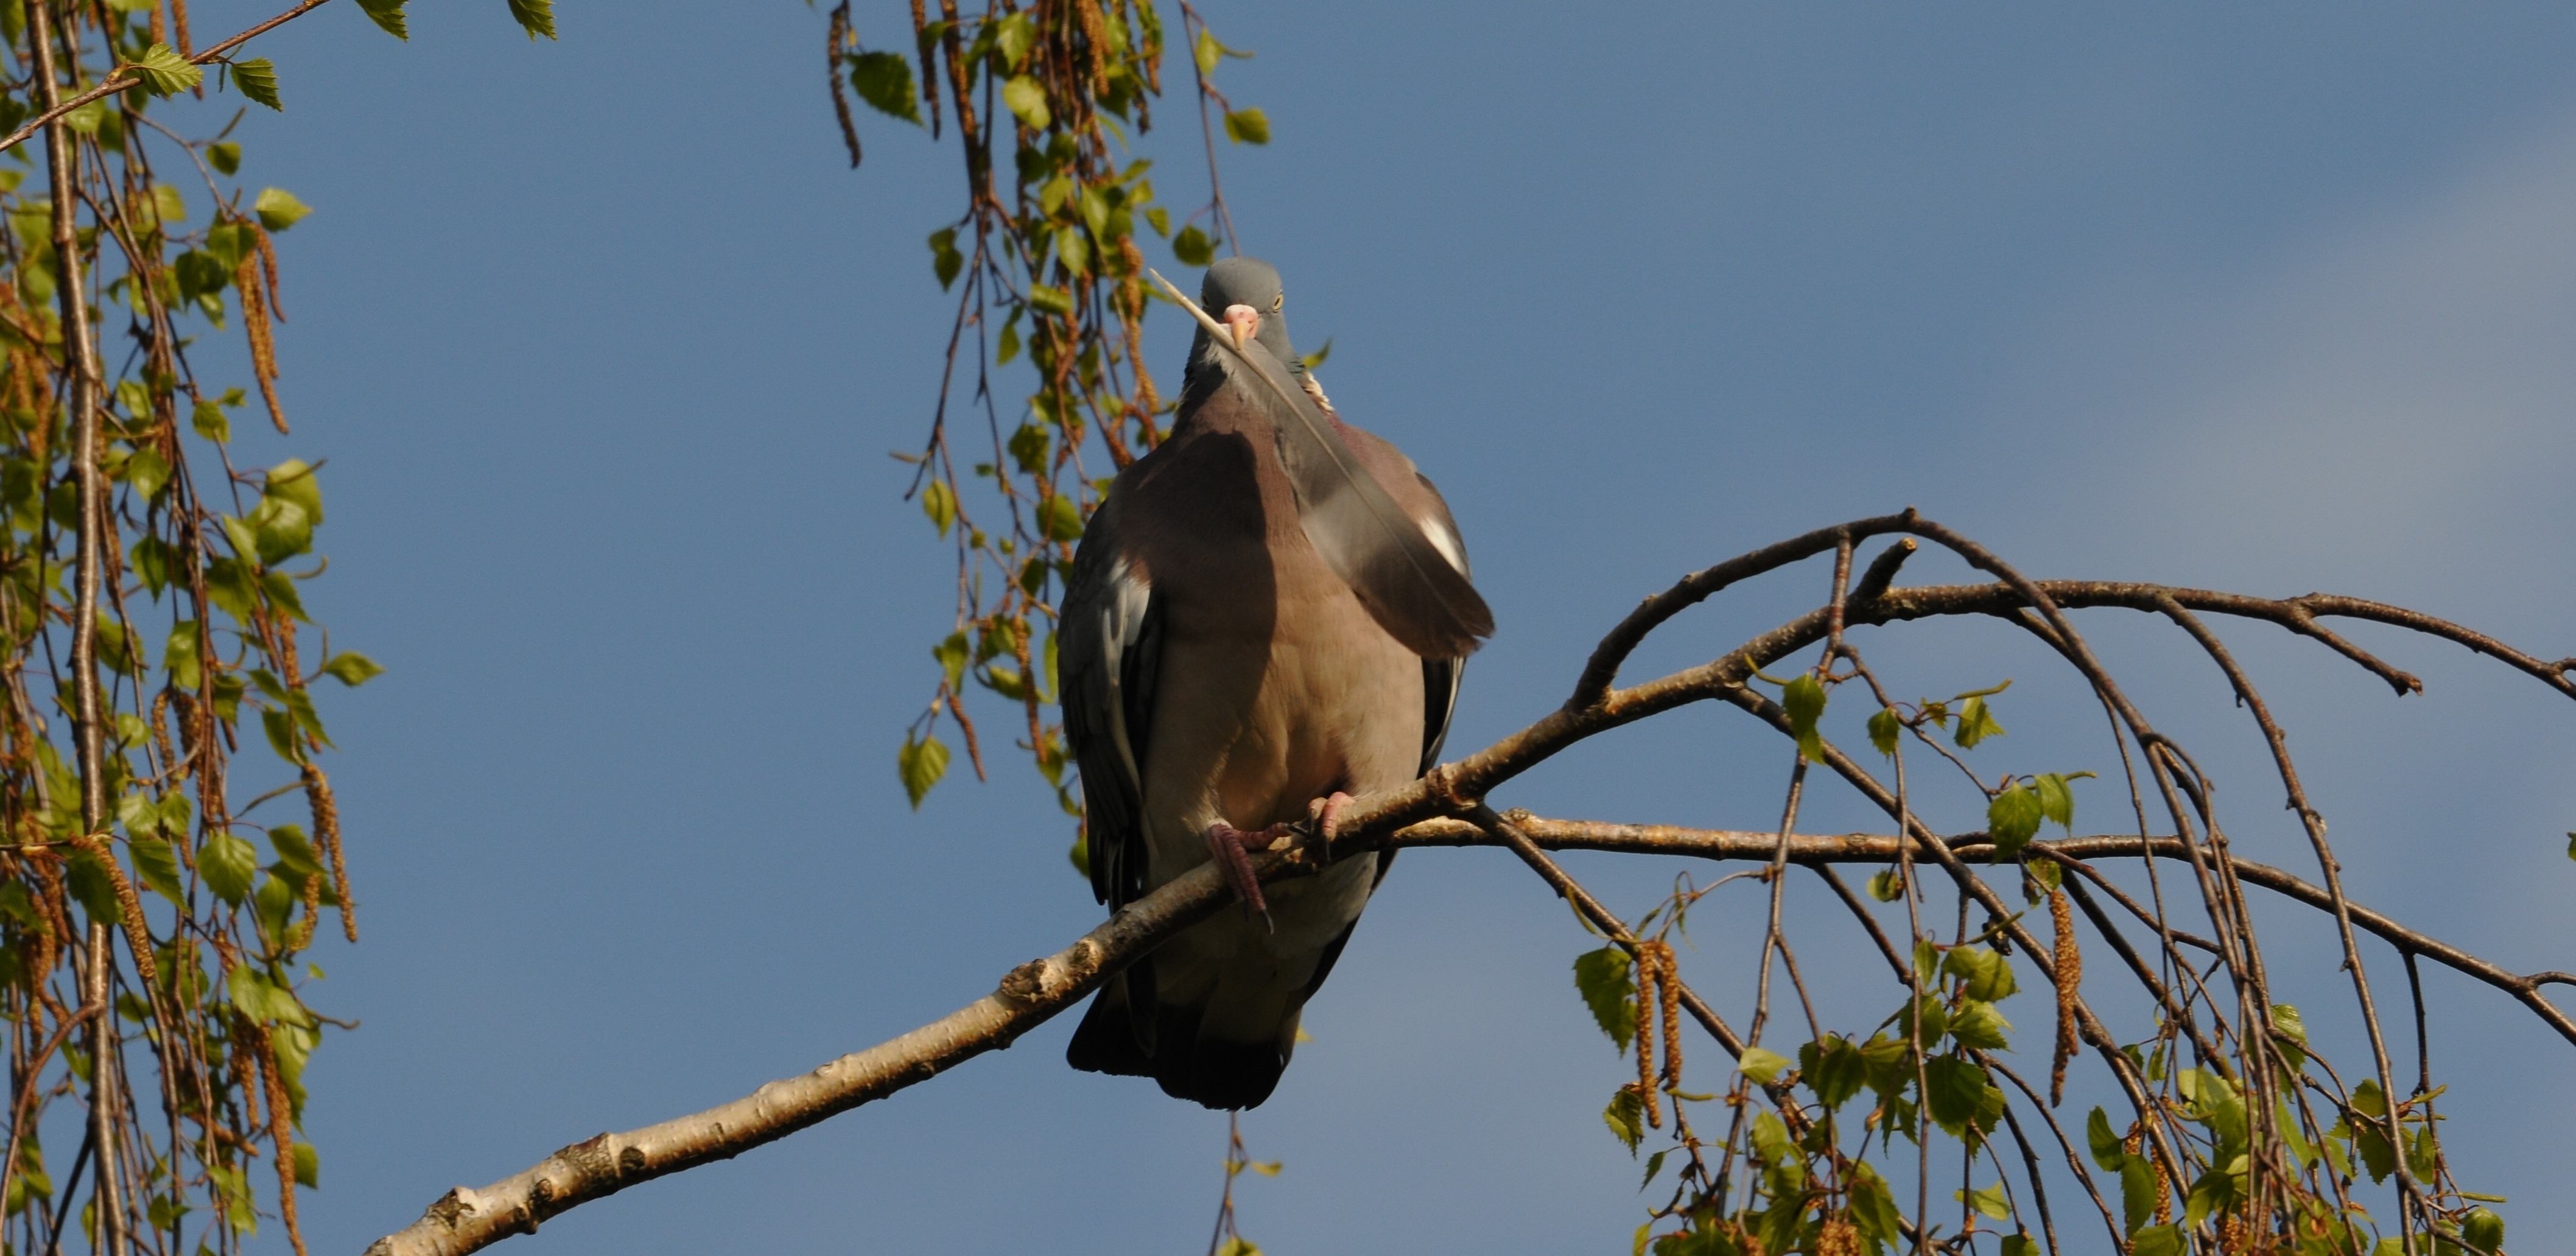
[1385, 815, 2576, 1047]
[0, 0, 337, 159]
[367, 517, 2576, 1255]
[365, 808, 2573, 1254]
[363, 855, 1243, 1255]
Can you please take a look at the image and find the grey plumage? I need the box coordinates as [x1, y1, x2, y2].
[1177, 261, 1492, 661]
[1061, 258, 1487, 1109]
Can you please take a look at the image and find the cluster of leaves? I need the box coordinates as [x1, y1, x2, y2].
[2066, 1014, 2509, 1256]
[1579, 922, 2025, 1255]
[0, 4, 550, 1255]
[826, 1, 1269, 849]
[1570, 662, 2513, 1256]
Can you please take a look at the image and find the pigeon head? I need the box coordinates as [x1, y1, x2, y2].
[1193, 256, 1299, 379]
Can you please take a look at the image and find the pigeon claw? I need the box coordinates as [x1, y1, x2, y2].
[1305, 791, 1354, 851]
[1204, 821, 1292, 931]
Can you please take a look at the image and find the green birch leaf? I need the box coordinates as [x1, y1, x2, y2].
[1781, 672, 1827, 763]
[127, 44, 202, 97]
[1222, 107, 1269, 145]
[2033, 772, 2074, 829]
[1573, 946, 1635, 1050]
[921, 479, 956, 536]
[1002, 75, 1050, 129]
[507, 0, 556, 41]
[1749, 1111, 1794, 1167]
[130, 838, 184, 905]
[200, 830, 258, 905]
[1954, 1180, 2010, 1221]
[1847, 1162, 1903, 1246]
[65, 851, 121, 926]
[1948, 1000, 2013, 1051]
[125, 446, 171, 503]
[848, 51, 922, 124]
[1943, 946, 2018, 1002]
[1039, 493, 1083, 542]
[2083, 1107, 2125, 1173]
[1923, 1054, 2001, 1140]
[2130, 1225, 2184, 1256]
[2120, 1153, 2158, 1233]
[2462, 1207, 2505, 1254]
[1867, 706, 1901, 756]
[898, 732, 949, 809]
[927, 226, 963, 288]
[192, 399, 233, 443]
[262, 707, 304, 764]
[226, 966, 314, 1028]
[992, 12, 1036, 69]
[1171, 225, 1214, 266]
[356, 0, 409, 39]
[1800, 1034, 1866, 1109]
[1737, 1046, 1789, 1084]
[1867, 868, 1903, 902]
[1988, 782, 2042, 857]
[933, 632, 969, 690]
[150, 183, 189, 226]
[2406, 1123, 2437, 1184]
[254, 188, 312, 231]
[1954, 693, 2005, 748]
[230, 58, 282, 111]
[1061, 223, 1094, 275]
[1602, 1086, 1643, 1154]
[164, 622, 202, 692]
[208, 141, 241, 175]
[321, 652, 384, 686]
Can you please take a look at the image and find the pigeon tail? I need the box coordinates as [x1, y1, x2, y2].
[1066, 986, 1293, 1110]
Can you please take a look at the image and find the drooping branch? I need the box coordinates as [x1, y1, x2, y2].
[367, 516, 2576, 1254]
[1383, 815, 2576, 1047]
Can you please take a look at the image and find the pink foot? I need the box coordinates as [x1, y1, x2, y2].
[1204, 821, 1293, 930]
[1307, 791, 1354, 845]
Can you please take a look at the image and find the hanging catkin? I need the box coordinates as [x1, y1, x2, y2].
[1634, 944, 1661, 1129]
[2049, 886, 2082, 1106]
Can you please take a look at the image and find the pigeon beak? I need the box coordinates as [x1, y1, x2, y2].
[1223, 304, 1261, 351]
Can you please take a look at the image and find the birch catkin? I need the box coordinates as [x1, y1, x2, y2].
[2049, 887, 2081, 1106]
[1653, 940, 1682, 1089]
[1634, 944, 1661, 1129]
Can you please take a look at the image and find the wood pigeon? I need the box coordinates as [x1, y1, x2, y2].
[1060, 257, 1493, 1109]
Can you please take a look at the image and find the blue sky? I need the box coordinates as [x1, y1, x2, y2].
[153, 2, 2576, 1251]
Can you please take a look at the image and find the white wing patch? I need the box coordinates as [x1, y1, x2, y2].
[1416, 511, 1468, 576]
[1099, 558, 1155, 793]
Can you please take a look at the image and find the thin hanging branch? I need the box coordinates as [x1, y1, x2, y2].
[368, 513, 2575, 1256]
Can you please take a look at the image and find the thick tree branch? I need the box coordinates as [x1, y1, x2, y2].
[365, 858, 1248, 1255]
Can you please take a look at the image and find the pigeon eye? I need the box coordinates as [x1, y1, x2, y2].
[1271, 293, 1283, 312]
